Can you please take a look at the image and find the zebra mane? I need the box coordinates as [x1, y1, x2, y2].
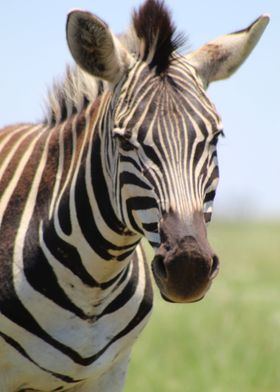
[131, 0, 185, 74]
[45, 0, 185, 126]
[45, 66, 104, 126]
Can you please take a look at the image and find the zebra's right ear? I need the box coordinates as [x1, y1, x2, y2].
[66, 10, 133, 84]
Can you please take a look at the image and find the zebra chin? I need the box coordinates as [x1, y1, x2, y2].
[151, 211, 220, 303]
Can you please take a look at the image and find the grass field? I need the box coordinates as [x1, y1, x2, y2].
[124, 221, 280, 392]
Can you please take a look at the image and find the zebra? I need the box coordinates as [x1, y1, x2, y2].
[0, 1, 268, 391]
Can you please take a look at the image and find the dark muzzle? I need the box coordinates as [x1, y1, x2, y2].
[152, 212, 219, 303]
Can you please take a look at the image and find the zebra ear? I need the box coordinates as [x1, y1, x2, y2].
[186, 15, 269, 88]
[66, 10, 133, 83]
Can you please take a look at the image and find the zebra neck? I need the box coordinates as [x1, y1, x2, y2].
[44, 97, 141, 283]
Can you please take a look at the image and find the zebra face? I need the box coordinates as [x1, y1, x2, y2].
[112, 59, 222, 303]
[66, 1, 269, 303]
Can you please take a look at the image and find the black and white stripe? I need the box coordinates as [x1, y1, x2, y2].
[0, 0, 269, 390]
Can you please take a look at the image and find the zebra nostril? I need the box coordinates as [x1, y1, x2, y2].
[209, 255, 219, 279]
[153, 255, 168, 280]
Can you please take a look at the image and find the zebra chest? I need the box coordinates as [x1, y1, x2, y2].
[0, 299, 150, 391]
[0, 256, 153, 391]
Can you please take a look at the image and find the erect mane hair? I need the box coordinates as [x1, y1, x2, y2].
[44, 66, 104, 126]
[132, 0, 185, 74]
[44, 0, 185, 126]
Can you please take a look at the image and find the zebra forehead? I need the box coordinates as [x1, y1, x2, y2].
[114, 59, 221, 138]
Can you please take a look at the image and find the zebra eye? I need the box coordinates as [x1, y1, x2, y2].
[113, 127, 137, 151]
[210, 135, 219, 146]
[114, 134, 139, 151]
[118, 136, 135, 151]
[210, 130, 225, 146]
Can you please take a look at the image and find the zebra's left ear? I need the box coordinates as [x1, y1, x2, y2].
[66, 10, 133, 83]
[186, 15, 269, 88]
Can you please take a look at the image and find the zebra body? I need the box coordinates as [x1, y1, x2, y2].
[0, 109, 152, 390]
[0, 1, 268, 391]
[0, 115, 152, 390]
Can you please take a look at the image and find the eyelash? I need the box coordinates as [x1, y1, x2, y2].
[210, 130, 225, 146]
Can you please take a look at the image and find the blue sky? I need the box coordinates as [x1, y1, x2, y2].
[0, 1, 279, 218]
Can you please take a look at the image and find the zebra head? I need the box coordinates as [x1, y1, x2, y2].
[66, 1, 269, 303]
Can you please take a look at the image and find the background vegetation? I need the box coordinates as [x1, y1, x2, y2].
[125, 221, 280, 392]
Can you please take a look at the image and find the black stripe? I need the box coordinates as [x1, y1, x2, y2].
[140, 143, 162, 168]
[126, 196, 158, 234]
[24, 226, 89, 319]
[99, 258, 139, 316]
[75, 164, 113, 260]
[193, 141, 206, 165]
[142, 222, 158, 233]
[0, 331, 83, 384]
[43, 220, 99, 287]
[96, 266, 130, 301]
[126, 196, 158, 211]
[203, 166, 219, 192]
[75, 254, 153, 365]
[75, 164, 137, 256]
[58, 191, 72, 236]
[0, 261, 152, 367]
[204, 190, 216, 203]
[120, 171, 151, 190]
[0, 292, 91, 364]
[149, 240, 159, 248]
[105, 257, 153, 344]
[116, 248, 136, 261]
[120, 155, 143, 172]
[56, 120, 75, 235]
[99, 269, 127, 290]
[90, 134, 126, 234]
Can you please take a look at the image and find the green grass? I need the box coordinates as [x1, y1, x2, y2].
[124, 221, 280, 392]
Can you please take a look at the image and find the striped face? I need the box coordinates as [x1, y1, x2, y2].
[111, 57, 222, 302]
[113, 58, 223, 241]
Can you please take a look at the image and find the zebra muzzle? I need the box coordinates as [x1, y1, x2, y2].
[151, 212, 219, 303]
